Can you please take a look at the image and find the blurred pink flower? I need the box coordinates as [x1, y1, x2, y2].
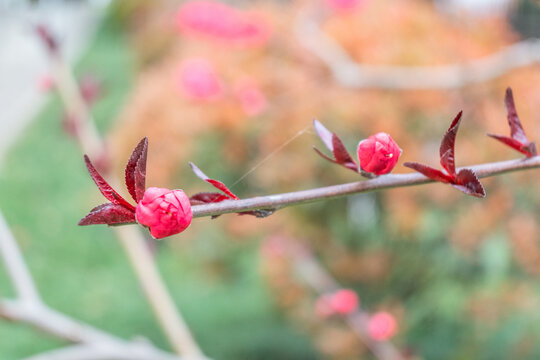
[177, 58, 224, 101]
[331, 289, 359, 315]
[324, 0, 364, 11]
[234, 79, 268, 116]
[368, 311, 398, 341]
[315, 289, 359, 317]
[38, 74, 55, 92]
[175, 1, 271, 47]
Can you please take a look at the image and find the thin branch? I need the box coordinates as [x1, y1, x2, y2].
[0, 210, 42, 304]
[294, 7, 540, 90]
[0, 300, 182, 360]
[192, 156, 540, 218]
[23, 343, 179, 360]
[286, 243, 403, 360]
[38, 30, 206, 359]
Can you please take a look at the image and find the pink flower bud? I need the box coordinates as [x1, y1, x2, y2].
[135, 187, 193, 239]
[177, 58, 223, 101]
[331, 289, 359, 315]
[357, 132, 401, 175]
[368, 311, 398, 341]
[325, 0, 364, 11]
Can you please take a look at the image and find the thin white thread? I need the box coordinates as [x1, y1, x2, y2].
[231, 125, 315, 188]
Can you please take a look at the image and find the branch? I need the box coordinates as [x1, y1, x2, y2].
[285, 242, 403, 360]
[0, 210, 42, 304]
[294, 7, 540, 90]
[22, 343, 179, 360]
[37, 28, 206, 359]
[192, 156, 540, 218]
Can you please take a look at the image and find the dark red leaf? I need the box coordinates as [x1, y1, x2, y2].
[84, 155, 135, 210]
[189, 162, 239, 200]
[505, 88, 528, 144]
[486, 134, 528, 154]
[78, 203, 136, 226]
[125, 137, 148, 203]
[190, 192, 230, 205]
[332, 134, 358, 171]
[313, 146, 340, 164]
[403, 162, 454, 183]
[439, 111, 462, 176]
[453, 169, 486, 198]
[313, 119, 334, 152]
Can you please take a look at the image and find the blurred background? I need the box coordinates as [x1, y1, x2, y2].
[2, 0, 540, 359]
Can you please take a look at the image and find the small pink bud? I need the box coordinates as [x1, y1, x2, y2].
[177, 58, 224, 101]
[325, 0, 363, 11]
[331, 289, 359, 315]
[135, 187, 193, 239]
[357, 132, 401, 175]
[368, 311, 398, 341]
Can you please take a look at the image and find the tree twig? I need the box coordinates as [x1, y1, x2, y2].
[192, 156, 540, 218]
[294, 7, 540, 90]
[285, 241, 403, 360]
[0, 210, 42, 304]
[37, 28, 206, 359]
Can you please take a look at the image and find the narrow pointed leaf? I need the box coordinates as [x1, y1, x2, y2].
[505, 88, 528, 144]
[403, 162, 453, 183]
[332, 134, 358, 171]
[189, 162, 239, 200]
[487, 134, 526, 153]
[125, 137, 148, 203]
[453, 169, 486, 198]
[313, 119, 334, 151]
[313, 146, 340, 164]
[84, 155, 135, 210]
[78, 203, 136, 226]
[190, 192, 230, 205]
[439, 111, 462, 176]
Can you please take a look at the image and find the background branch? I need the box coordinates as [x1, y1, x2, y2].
[295, 7, 540, 90]
[285, 241, 403, 360]
[36, 31, 206, 359]
[192, 156, 540, 218]
[0, 210, 42, 304]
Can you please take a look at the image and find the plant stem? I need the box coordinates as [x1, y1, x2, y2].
[191, 156, 540, 218]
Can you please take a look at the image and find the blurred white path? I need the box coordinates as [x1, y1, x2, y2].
[0, 0, 107, 166]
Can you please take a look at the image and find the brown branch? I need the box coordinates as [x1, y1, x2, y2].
[39, 31, 206, 359]
[192, 156, 540, 218]
[294, 7, 540, 90]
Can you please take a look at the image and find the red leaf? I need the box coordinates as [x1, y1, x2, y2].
[189, 162, 239, 200]
[313, 119, 334, 151]
[125, 137, 148, 203]
[313, 146, 340, 165]
[486, 134, 527, 154]
[453, 169, 486, 198]
[439, 111, 462, 176]
[403, 162, 454, 183]
[84, 155, 135, 210]
[332, 134, 358, 171]
[78, 203, 136, 226]
[505, 88, 528, 144]
[190, 192, 230, 205]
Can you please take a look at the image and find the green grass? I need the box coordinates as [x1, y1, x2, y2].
[0, 21, 317, 360]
